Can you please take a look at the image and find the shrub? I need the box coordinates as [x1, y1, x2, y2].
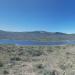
[0, 62, 3, 67]
[43, 70, 51, 75]
[10, 57, 21, 61]
[25, 49, 43, 56]
[47, 49, 53, 53]
[36, 64, 43, 69]
[3, 70, 9, 75]
[59, 64, 66, 70]
[43, 70, 59, 75]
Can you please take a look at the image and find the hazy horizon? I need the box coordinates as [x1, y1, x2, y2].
[0, 0, 75, 33]
[0, 29, 74, 34]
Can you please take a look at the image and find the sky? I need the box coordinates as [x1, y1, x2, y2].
[0, 0, 75, 33]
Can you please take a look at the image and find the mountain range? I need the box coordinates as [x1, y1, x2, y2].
[0, 30, 75, 41]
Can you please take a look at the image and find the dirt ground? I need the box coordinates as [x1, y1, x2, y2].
[0, 45, 75, 75]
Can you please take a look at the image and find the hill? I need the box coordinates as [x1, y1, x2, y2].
[0, 30, 75, 41]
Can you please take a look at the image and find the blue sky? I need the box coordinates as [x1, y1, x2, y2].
[0, 0, 75, 33]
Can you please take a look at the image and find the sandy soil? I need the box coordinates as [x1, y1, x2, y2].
[0, 45, 75, 75]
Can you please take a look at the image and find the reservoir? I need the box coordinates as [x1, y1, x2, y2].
[0, 39, 75, 45]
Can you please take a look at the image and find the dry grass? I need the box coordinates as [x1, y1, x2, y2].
[0, 45, 75, 75]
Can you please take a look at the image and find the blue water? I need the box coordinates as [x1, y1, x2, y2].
[0, 39, 75, 45]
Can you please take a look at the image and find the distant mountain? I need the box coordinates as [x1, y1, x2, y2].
[0, 30, 75, 41]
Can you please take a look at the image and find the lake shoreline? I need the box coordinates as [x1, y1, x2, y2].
[0, 39, 75, 46]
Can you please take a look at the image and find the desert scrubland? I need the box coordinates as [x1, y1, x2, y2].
[0, 45, 75, 75]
